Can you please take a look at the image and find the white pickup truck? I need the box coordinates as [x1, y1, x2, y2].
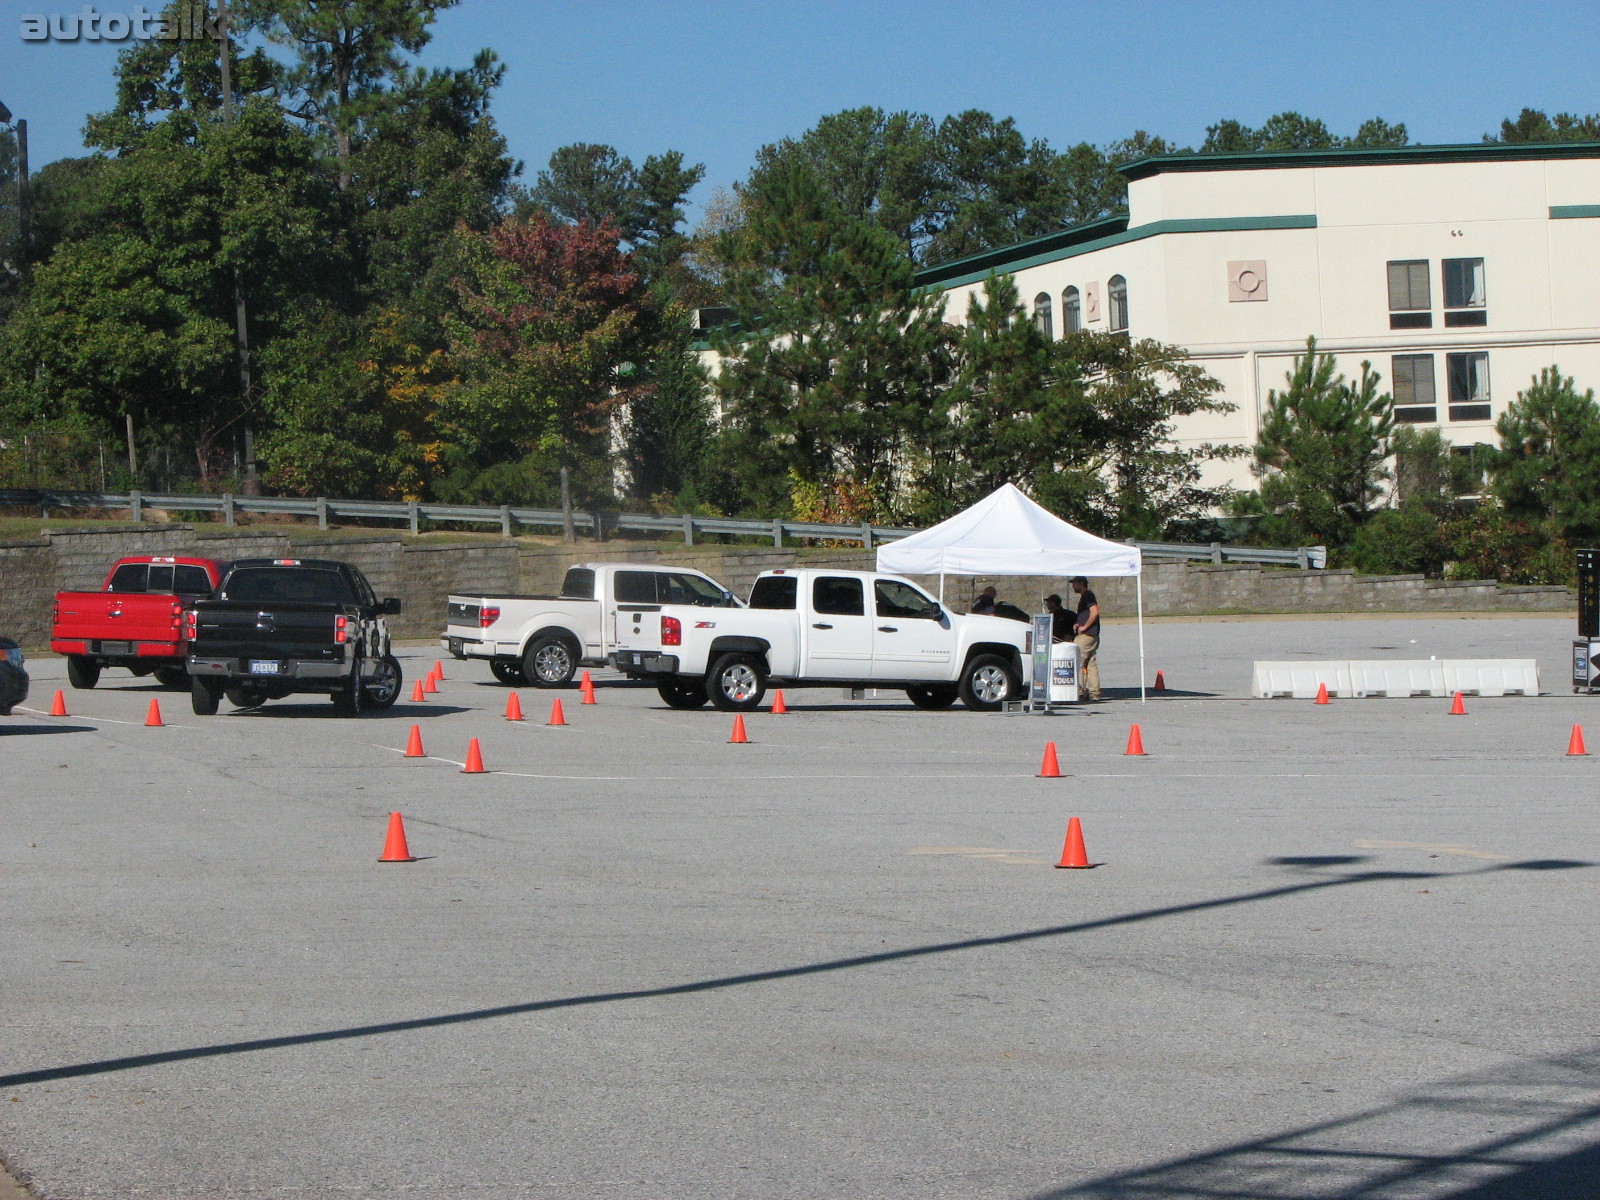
[441, 562, 741, 687]
[609, 567, 1032, 711]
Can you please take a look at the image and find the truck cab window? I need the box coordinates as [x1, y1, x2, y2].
[614, 572, 658, 605]
[107, 564, 148, 593]
[749, 576, 798, 610]
[813, 577, 865, 616]
[173, 566, 213, 595]
[146, 565, 176, 592]
[875, 580, 939, 619]
[224, 568, 353, 604]
[561, 568, 596, 600]
[663, 572, 731, 607]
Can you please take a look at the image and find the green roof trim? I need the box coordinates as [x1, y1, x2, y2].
[1550, 204, 1600, 219]
[915, 215, 1129, 289]
[915, 214, 1317, 293]
[1120, 140, 1600, 181]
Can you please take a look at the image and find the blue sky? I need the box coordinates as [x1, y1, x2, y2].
[5, 0, 1599, 223]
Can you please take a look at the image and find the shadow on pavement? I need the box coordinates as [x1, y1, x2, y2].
[0, 722, 96, 736]
[1027, 1044, 1600, 1200]
[0, 857, 1586, 1091]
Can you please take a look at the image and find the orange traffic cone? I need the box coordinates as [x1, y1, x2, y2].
[505, 691, 524, 721]
[461, 737, 486, 773]
[1450, 692, 1467, 716]
[433, 660, 445, 680]
[1315, 682, 1330, 705]
[1153, 670, 1167, 691]
[771, 689, 788, 714]
[1125, 724, 1145, 755]
[1038, 741, 1062, 778]
[404, 724, 425, 758]
[729, 713, 749, 744]
[49, 689, 67, 716]
[547, 698, 567, 726]
[410, 680, 425, 703]
[378, 812, 416, 863]
[145, 699, 164, 727]
[421, 674, 437, 695]
[1055, 817, 1091, 869]
[580, 671, 596, 705]
[1569, 724, 1589, 756]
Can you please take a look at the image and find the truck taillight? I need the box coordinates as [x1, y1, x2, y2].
[480, 606, 500, 629]
[661, 615, 682, 646]
[335, 615, 348, 644]
[184, 609, 197, 639]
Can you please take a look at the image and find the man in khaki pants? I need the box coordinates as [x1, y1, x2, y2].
[1070, 576, 1101, 702]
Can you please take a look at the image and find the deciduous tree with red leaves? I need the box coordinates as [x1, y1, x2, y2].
[444, 214, 651, 502]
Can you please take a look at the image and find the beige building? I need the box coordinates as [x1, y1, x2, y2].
[916, 141, 1600, 493]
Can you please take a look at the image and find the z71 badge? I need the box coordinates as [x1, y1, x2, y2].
[694, 621, 716, 629]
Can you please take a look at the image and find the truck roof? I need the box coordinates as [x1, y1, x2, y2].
[110, 555, 223, 569]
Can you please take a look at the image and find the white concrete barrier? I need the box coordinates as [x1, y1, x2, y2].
[1251, 662, 1355, 699]
[1441, 659, 1540, 696]
[1347, 660, 1446, 697]
[1253, 659, 1540, 698]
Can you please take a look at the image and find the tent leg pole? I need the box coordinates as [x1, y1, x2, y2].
[939, 573, 945, 603]
[1137, 573, 1146, 704]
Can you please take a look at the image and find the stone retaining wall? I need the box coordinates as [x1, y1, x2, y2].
[0, 527, 1574, 649]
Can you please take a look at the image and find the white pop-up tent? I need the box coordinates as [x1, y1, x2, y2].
[875, 483, 1147, 701]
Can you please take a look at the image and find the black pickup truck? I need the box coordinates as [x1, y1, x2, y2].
[185, 558, 404, 715]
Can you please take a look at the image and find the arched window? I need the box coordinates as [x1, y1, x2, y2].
[1108, 275, 1128, 333]
[1033, 292, 1053, 339]
[1062, 286, 1081, 334]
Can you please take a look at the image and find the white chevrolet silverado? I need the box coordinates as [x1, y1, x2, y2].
[608, 568, 1032, 711]
[442, 562, 741, 686]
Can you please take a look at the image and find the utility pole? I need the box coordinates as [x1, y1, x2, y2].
[0, 100, 27, 278]
[215, 0, 261, 495]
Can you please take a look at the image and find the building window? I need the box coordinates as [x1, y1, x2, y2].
[1033, 292, 1053, 339]
[1443, 258, 1487, 327]
[1391, 354, 1437, 423]
[1447, 352, 1491, 421]
[1108, 275, 1128, 332]
[1387, 259, 1431, 329]
[1062, 286, 1081, 333]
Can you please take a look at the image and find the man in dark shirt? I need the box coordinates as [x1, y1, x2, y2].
[1044, 594, 1074, 643]
[1070, 576, 1101, 701]
[970, 586, 998, 615]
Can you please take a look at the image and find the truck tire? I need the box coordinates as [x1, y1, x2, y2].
[225, 685, 269, 709]
[490, 659, 527, 686]
[191, 675, 222, 716]
[522, 636, 578, 688]
[67, 655, 101, 690]
[658, 680, 709, 710]
[331, 657, 365, 716]
[906, 683, 959, 710]
[155, 667, 189, 689]
[705, 652, 766, 712]
[958, 653, 1017, 712]
[363, 654, 403, 710]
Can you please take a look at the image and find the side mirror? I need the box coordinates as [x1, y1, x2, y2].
[381, 597, 403, 615]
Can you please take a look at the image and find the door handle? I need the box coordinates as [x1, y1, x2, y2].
[877, 626, 898, 633]
[812, 623, 833, 629]
[108, 610, 122, 618]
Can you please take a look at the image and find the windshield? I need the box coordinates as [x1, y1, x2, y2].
[222, 567, 354, 605]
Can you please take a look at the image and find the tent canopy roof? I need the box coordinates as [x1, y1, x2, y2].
[876, 484, 1141, 578]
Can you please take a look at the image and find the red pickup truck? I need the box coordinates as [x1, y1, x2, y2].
[52, 556, 226, 689]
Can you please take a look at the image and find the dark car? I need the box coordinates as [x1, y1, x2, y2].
[186, 558, 403, 715]
[0, 638, 29, 716]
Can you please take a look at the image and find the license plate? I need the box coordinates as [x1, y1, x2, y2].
[99, 641, 133, 655]
[448, 637, 464, 655]
[249, 660, 281, 675]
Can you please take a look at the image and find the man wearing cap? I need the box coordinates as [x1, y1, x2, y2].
[1070, 576, 1101, 701]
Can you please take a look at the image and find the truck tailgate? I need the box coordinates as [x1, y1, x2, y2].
[53, 592, 183, 653]
[192, 604, 343, 661]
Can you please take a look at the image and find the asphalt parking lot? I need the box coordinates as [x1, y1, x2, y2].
[3, 614, 1599, 1200]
